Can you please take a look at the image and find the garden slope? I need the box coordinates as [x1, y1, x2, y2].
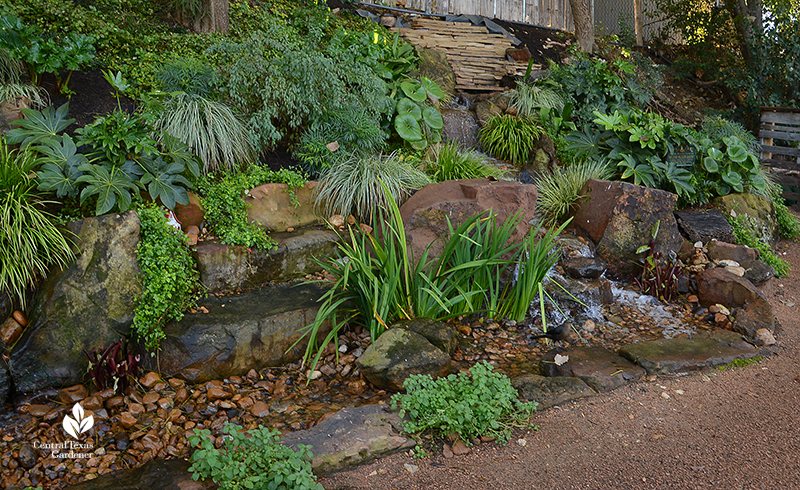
[321, 221, 800, 489]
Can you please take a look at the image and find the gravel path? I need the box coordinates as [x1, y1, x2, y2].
[321, 238, 800, 489]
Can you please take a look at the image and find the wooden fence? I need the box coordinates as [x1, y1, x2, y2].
[397, 0, 574, 31]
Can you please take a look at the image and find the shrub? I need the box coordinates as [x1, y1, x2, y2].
[134, 204, 199, 351]
[701, 115, 761, 156]
[391, 361, 537, 444]
[534, 161, 613, 226]
[0, 137, 74, 309]
[509, 84, 564, 118]
[479, 114, 544, 165]
[156, 58, 218, 98]
[425, 142, 507, 182]
[188, 424, 322, 490]
[314, 152, 430, 221]
[153, 93, 255, 174]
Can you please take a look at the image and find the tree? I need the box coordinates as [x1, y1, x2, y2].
[724, 0, 763, 61]
[570, 0, 595, 53]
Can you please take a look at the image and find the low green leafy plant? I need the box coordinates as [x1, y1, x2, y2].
[509, 84, 564, 119]
[773, 191, 800, 241]
[188, 424, 323, 490]
[717, 355, 762, 370]
[534, 160, 613, 226]
[134, 204, 199, 351]
[156, 58, 218, 97]
[479, 114, 544, 165]
[727, 212, 790, 277]
[424, 142, 507, 182]
[391, 361, 537, 445]
[389, 77, 446, 150]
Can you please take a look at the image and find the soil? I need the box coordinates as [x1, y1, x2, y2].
[320, 231, 800, 489]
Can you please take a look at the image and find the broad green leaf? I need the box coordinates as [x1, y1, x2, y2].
[702, 156, 720, 173]
[421, 77, 445, 100]
[422, 106, 443, 130]
[394, 113, 423, 142]
[726, 143, 749, 163]
[7, 102, 74, 148]
[401, 80, 427, 102]
[396, 97, 422, 119]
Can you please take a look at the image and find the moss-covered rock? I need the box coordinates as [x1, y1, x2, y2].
[712, 193, 779, 245]
[417, 47, 455, 98]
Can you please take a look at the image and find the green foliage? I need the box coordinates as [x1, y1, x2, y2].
[693, 134, 769, 203]
[388, 77, 445, 150]
[153, 93, 255, 174]
[727, 212, 789, 277]
[534, 161, 613, 226]
[717, 355, 762, 370]
[701, 115, 760, 155]
[195, 166, 306, 250]
[0, 136, 74, 309]
[509, 84, 564, 119]
[479, 114, 544, 165]
[188, 424, 322, 490]
[424, 142, 507, 183]
[773, 191, 800, 241]
[314, 152, 430, 222]
[156, 58, 218, 98]
[391, 361, 537, 444]
[134, 204, 199, 351]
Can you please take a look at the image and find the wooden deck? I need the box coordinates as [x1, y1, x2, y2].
[391, 18, 538, 92]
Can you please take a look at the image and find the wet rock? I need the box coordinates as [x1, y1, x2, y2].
[119, 412, 138, 429]
[63, 458, 215, 490]
[696, 268, 768, 309]
[539, 346, 645, 392]
[0, 290, 12, 324]
[11, 211, 142, 393]
[357, 328, 451, 391]
[194, 229, 340, 291]
[674, 209, 735, 245]
[58, 385, 88, 404]
[282, 405, 415, 474]
[400, 179, 537, 261]
[250, 401, 270, 418]
[571, 180, 683, 278]
[441, 108, 480, 150]
[17, 443, 36, 469]
[1, 316, 24, 346]
[146, 283, 330, 383]
[114, 432, 130, 451]
[391, 318, 458, 355]
[742, 259, 775, 286]
[512, 375, 595, 410]
[562, 257, 606, 279]
[618, 330, 757, 375]
[206, 387, 228, 402]
[474, 99, 502, 126]
[105, 396, 124, 410]
[712, 193, 779, 245]
[0, 362, 8, 407]
[139, 372, 161, 389]
[418, 47, 456, 98]
[246, 181, 323, 232]
[83, 395, 103, 411]
[27, 404, 50, 418]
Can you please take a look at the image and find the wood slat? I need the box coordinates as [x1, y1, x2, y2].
[759, 124, 800, 133]
[759, 130, 800, 142]
[761, 145, 800, 157]
[761, 158, 800, 171]
[760, 111, 800, 125]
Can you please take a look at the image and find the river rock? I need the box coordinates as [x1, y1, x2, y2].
[512, 374, 595, 410]
[173, 191, 204, 233]
[571, 180, 683, 278]
[282, 404, 415, 474]
[1, 316, 23, 346]
[145, 283, 330, 383]
[539, 346, 645, 392]
[246, 181, 323, 232]
[194, 229, 340, 291]
[399, 178, 537, 261]
[561, 257, 606, 279]
[441, 108, 480, 150]
[391, 318, 458, 355]
[712, 193, 779, 245]
[10, 211, 141, 394]
[64, 458, 215, 490]
[674, 209, 735, 244]
[357, 327, 451, 391]
[742, 259, 775, 286]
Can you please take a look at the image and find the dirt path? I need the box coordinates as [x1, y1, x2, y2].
[321, 239, 800, 489]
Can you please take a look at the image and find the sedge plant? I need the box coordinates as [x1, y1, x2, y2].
[534, 161, 613, 226]
[425, 142, 508, 182]
[479, 114, 545, 165]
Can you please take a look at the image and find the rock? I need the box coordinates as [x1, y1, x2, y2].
[417, 48, 456, 98]
[329, 214, 345, 227]
[506, 45, 532, 61]
[742, 259, 775, 286]
[194, 229, 340, 291]
[0, 316, 23, 345]
[246, 181, 323, 232]
[58, 385, 88, 404]
[539, 346, 645, 392]
[404, 463, 419, 474]
[571, 180, 683, 278]
[206, 387, 228, 402]
[441, 108, 480, 150]
[28, 404, 49, 417]
[146, 283, 330, 383]
[12, 310, 27, 327]
[379, 15, 396, 27]
[696, 268, 768, 309]
[0, 361, 8, 407]
[561, 257, 607, 279]
[733, 299, 775, 343]
[357, 328, 451, 391]
[755, 328, 776, 346]
[0, 290, 12, 325]
[618, 330, 757, 375]
[63, 458, 215, 490]
[139, 372, 161, 389]
[173, 192, 204, 233]
[391, 318, 458, 355]
[713, 193, 779, 245]
[119, 412, 138, 429]
[400, 178, 537, 261]
[706, 241, 758, 264]
[281, 405, 415, 474]
[10, 212, 142, 394]
[250, 400, 270, 418]
[474, 99, 502, 126]
[512, 375, 595, 410]
[674, 209, 736, 245]
[17, 443, 36, 469]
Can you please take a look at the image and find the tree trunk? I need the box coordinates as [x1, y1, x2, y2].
[633, 0, 644, 45]
[725, 0, 764, 62]
[570, 0, 594, 53]
[194, 0, 229, 34]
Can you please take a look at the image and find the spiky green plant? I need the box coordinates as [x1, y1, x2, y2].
[479, 114, 545, 165]
[314, 152, 430, 222]
[0, 137, 74, 309]
[534, 161, 613, 226]
[425, 142, 508, 182]
[153, 93, 254, 174]
[0, 82, 49, 109]
[509, 84, 565, 118]
[701, 115, 761, 155]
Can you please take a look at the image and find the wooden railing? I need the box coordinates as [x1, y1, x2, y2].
[759, 106, 800, 202]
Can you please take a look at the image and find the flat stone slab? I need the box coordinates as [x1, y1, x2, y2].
[618, 330, 758, 375]
[540, 346, 645, 392]
[512, 374, 596, 410]
[674, 209, 735, 245]
[195, 228, 340, 291]
[65, 458, 214, 490]
[282, 404, 415, 474]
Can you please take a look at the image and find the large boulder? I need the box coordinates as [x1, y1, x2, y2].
[539, 346, 645, 392]
[146, 283, 330, 383]
[11, 212, 142, 394]
[64, 458, 214, 490]
[399, 178, 537, 261]
[391, 318, 458, 355]
[712, 193, 779, 245]
[696, 267, 767, 308]
[441, 108, 480, 150]
[674, 209, 735, 245]
[417, 47, 456, 98]
[246, 181, 323, 232]
[357, 327, 451, 391]
[571, 179, 683, 278]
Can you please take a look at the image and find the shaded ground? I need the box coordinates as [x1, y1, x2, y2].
[320, 230, 800, 489]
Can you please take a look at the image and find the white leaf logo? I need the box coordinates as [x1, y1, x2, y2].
[63, 403, 94, 440]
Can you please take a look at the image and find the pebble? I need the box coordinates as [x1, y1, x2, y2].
[756, 328, 777, 346]
[58, 385, 88, 404]
[27, 404, 50, 418]
[139, 372, 161, 389]
[251, 401, 270, 418]
[207, 387, 229, 402]
[119, 412, 138, 429]
[17, 444, 36, 470]
[128, 403, 145, 416]
[404, 463, 419, 474]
